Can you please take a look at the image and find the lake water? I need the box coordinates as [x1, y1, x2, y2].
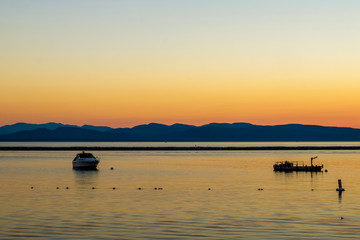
[1, 143, 360, 239]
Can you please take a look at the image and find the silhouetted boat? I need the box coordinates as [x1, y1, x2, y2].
[73, 151, 100, 169]
[273, 156, 323, 172]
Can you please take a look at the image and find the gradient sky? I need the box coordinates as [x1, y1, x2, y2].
[1, 0, 360, 128]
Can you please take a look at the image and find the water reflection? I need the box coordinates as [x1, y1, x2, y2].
[273, 171, 324, 179]
[72, 169, 99, 188]
[338, 190, 343, 202]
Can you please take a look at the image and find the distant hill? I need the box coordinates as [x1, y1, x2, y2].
[81, 125, 114, 132]
[0, 122, 360, 141]
[0, 122, 114, 135]
[0, 122, 76, 135]
[0, 127, 137, 141]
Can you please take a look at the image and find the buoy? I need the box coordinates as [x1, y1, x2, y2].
[112, 187, 116, 190]
[336, 179, 345, 191]
[311, 188, 314, 191]
[341, 217, 344, 220]
[31, 186, 34, 189]
[92, 187, 95, 189]
[66, 187, 69, 189]
[208, 188, 211, 190]
[56, 187, 59, 189]
[138, 187, 142, 190]
[110, 167, 114, 170]
[159, 188, 163, 190]
[325, 169, 328, 172]
[154, 188, 157, 190]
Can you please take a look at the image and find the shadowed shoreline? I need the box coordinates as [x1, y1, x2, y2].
[1, 146, 360, 151]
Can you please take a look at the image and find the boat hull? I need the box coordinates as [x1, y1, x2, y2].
[73, 159, 99, 169]
[273, 165, 322, 172]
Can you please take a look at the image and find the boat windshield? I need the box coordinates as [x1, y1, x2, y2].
[78, 153, 95, 158]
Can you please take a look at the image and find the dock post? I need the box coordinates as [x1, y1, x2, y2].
[336, 179, 345, 191]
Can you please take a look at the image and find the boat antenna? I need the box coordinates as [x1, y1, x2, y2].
[311, 156, 318, 167]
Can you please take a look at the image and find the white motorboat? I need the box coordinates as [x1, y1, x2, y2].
[73, 151, 100, 169]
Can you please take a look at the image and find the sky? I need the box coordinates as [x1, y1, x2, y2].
[1, 0, 360, 128]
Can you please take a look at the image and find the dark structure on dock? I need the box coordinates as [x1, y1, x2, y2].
[273, 156, 323, 172]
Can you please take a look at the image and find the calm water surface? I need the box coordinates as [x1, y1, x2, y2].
[1, 148, 360, 239]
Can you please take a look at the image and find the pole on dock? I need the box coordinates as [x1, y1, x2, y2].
[336, 179, 345, 191]
[311, 156, 318, 167]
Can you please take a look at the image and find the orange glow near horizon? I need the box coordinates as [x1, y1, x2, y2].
[1, 1, 360, 129]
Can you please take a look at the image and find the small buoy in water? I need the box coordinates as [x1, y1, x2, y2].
[159, 188, 163, 190]
[66, 187, 69, 189]
[341, 217, 344, 220]
[110, 167, 114, 170]
[92, 187, 95, 189]
[31, 187, 34, 189]
[138, 187, 142, 190]
[56, 187, 59, 189]
[336, 179, 345, 191]
[112, 187, 116, 190]
[154, 188, 157, 190]
[311, 188, 314, 191]
[325, 169, 328, 172]
[208, 188, 211, 190]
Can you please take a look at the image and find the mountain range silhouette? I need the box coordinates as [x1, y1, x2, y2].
[0, 122, 360, 141]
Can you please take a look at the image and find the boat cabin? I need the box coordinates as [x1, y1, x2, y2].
[77, 152, 95, 159]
